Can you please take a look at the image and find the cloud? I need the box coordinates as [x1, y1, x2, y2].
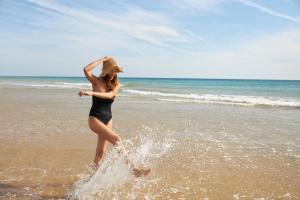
[169, 0, 299, 23]
[1, 0, 195, 76]
[124, 29, 300, 80]
[236, 0, 299, 22]
[26, 0, 189, 46]
[169, 0, 224, 13]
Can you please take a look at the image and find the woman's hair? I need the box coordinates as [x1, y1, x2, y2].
[103, 74, 119, 91]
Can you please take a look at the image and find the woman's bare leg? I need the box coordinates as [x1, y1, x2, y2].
[93, 135, 107, 167]
[93, 119, 112, 166]
[93, 119, 113, 167]
[89, 117, 134, 166]
[88, 117, 150, 177]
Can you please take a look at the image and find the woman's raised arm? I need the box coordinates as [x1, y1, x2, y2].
[83, 56, 111, 84]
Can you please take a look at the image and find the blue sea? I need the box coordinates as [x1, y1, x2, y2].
[1, 76, 300, 108]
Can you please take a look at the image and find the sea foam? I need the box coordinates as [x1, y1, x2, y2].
[123, 89, 300, 108]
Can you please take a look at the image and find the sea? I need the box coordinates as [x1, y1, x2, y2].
[0, 76, 299, 199]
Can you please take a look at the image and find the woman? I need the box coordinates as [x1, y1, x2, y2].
[78, 56, 150, 177]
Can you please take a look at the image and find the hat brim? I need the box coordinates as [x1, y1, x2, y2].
[114, 66, 124, 73]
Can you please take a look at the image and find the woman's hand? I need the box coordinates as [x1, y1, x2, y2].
[78, 90, 93, 97]
[102, 56, 112, 62]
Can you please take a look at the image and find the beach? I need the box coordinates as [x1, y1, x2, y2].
[0, 76, 299, 199]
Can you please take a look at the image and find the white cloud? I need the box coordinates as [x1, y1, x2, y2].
[26, 0, 189, 46]
[169, 0, 225, 13]
[236, 0, 299, 22]
[125, 30, 300, 80]
[169, 0, 299, 23]
[1, 0, 194, 76]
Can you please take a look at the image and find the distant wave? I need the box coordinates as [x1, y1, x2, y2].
[0, 82, 91, 89]
[123, 89, 300, 108]
[0, 81, 125, 89]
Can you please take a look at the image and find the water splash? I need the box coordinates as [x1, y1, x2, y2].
[68, 125, 174, 199]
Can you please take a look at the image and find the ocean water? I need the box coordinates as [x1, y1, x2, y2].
[1, 76, 300, 107]
[0, 76, 299, 199]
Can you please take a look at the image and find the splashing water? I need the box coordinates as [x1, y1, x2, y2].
[68, 125, 174, 199]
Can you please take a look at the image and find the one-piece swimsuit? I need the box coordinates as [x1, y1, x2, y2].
[89, 95, 115, 125]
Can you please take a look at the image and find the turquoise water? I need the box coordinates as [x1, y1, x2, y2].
[120, 77, 300, 98]
[1, 76, 300, 108]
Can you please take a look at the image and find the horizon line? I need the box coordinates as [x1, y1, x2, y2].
[0, 75, 299, 81]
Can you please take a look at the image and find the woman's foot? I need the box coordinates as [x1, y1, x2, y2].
[132, 167, 151, 177]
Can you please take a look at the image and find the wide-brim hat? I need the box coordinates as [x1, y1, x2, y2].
[100, 58, 124, 77]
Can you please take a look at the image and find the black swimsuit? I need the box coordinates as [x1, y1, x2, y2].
[89, 95, 115, 125]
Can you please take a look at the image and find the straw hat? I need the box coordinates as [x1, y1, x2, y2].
[100, 57, 124, 77]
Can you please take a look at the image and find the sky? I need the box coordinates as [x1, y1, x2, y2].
[0, 0, 300, 80]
